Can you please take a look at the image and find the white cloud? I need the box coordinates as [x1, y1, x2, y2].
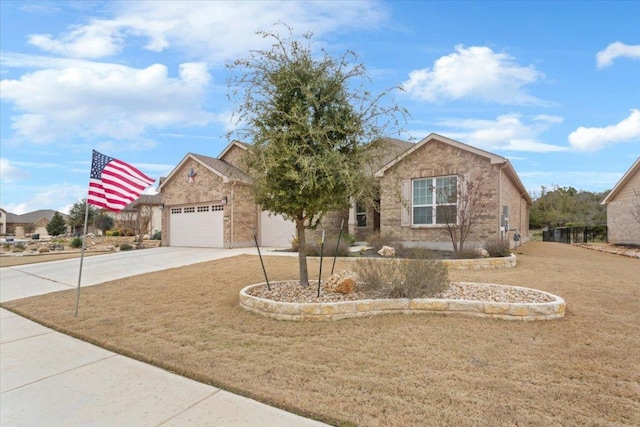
[402, 45, 545, 105]
[568, 109, 640, 151]
[0, 158, 30, 183]
[429, 113, 567, 153]
[2, 184, 87, 215]
[25, 1, 388, 62]
[0, 60, 213, 143]
[596, 42, 640, 68]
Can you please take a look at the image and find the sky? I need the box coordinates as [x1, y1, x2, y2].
[1, 0, 639, 215]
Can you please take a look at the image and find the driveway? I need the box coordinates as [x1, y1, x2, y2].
[1, 247, 265, 303]
[1, 246, 325, 427]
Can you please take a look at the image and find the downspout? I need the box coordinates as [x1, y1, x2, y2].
[229, 181, 236, 249]
[498, 162, 507, 240]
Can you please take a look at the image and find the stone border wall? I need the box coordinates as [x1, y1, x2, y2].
[239, 282, 565, 322]
[323, 254, 517, 270]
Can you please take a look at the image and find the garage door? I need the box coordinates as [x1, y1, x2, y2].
[170, 204, 224, 247]
[260, 211, 296, 247]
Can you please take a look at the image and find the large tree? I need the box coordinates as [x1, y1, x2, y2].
[67, 199, 99, 234]
[227, 27, 406, 286]
[46, 212, 67, 236]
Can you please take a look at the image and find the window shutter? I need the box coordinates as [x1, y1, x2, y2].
[401, 180, 411, 227]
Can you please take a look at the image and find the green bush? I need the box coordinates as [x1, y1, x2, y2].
[119, 243, 133, 251]
[70, 237, 83, 248]
[483, 238, 512, 257]
[13, 243, 25, 253]
[356, 257, 449, 299]
[151, 231, 161, 240]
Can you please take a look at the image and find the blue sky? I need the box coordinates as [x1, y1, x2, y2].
[1, 0, 639, 215]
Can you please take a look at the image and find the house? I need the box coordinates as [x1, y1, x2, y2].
[158, 141, 296, 248]
[159, 134, 531, 250]
[371, 133, 531, 250]
[114, 194, 163, 238]
[601, 157, 640, 245]
[2, 210, 70, 238]
[0, 208, 6, 235]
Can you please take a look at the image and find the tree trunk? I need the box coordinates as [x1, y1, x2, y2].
[296, 218, 309, 286]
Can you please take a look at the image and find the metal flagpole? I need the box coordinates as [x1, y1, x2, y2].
[317, 230, 325, 298]
[74, 200, 90, 317]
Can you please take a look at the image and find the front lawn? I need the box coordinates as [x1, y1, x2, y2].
[2, 242, 639, 426]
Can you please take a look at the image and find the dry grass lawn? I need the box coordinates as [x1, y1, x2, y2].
[2, 242, 639, 426]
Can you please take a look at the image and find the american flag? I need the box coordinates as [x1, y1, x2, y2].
[87, 150, 155, 212]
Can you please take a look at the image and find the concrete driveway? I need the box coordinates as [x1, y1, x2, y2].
[1, 247, 327, 427]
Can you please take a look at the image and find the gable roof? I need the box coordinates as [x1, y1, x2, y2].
[374, 133, 532, 205]
[158, 152, 251, 191]
[218, 140, 248, 160]
[602, 156, 640, 205]
[5, 209, 68, 224]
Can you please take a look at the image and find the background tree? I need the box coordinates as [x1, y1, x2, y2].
[46, 212, 67, 236]
[228, 27, 406, 286]
[67, 199, 98, 234]
[529, 185, 608, 229]
[436, 174, 491, 253]
[94, 211, 114, 235]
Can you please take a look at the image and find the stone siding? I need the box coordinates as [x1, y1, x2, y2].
[607, 167, 640, 245]
[500, 168, 530, 247]
[219, 143, 247, 170]
[379, 140, 500, 250]
[160, 158, 256, 247]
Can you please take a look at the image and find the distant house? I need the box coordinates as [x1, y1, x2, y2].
[0, 208, 6, 235]
[2, 210, 70, 238]
[114, 194, 163, 238]
[159, 135, 531, 250]
[602, 157, 640, 245]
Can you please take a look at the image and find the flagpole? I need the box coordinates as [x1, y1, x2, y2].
[74, 199, 90, 317]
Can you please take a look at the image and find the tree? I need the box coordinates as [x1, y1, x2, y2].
[23, 223, 36, 237]
[436, 174, 491, 253]
[228, 27, 406, 286]
[67, 199, 98, 234]
[529, 185, 608, 229]
[94, 211, 114, 235]
[46, 212, 67, 236]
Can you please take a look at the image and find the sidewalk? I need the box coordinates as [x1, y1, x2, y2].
[1, 247, 328, 427]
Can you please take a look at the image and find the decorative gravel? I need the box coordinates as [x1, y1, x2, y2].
[246, 281, 554, 304]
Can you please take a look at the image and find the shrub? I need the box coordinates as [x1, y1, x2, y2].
[38, 247, 50, 253]
[151, 231, 162, 240]
[484, 238, 512, 257]
[13, 243, 25, 253]
[119, 243, 133, 251]
[367, 231, 402, 252]
[306, 235, 351, 257]
[453, 248, 482, 259]
[395, 246, 442, 260]
[70, 237, 83, 248]
[356, 257, 449, 299]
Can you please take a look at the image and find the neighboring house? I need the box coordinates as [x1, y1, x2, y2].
[159, 134, 531, 250]
[2, 210, 71, 238]
[601, 157, 640, 245]
[372, 133, 531, 250]
[0, 208, 6, 235]
[115, 194, 163, 238]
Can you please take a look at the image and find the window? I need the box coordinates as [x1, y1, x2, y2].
[412, 176, 457, 225]
[356, 202, 367, 227]
[184, 207, 195, 213]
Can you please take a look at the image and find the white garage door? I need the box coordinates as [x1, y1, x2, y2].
[170, 204, 224, 248]
[260, 211, 296, 247]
